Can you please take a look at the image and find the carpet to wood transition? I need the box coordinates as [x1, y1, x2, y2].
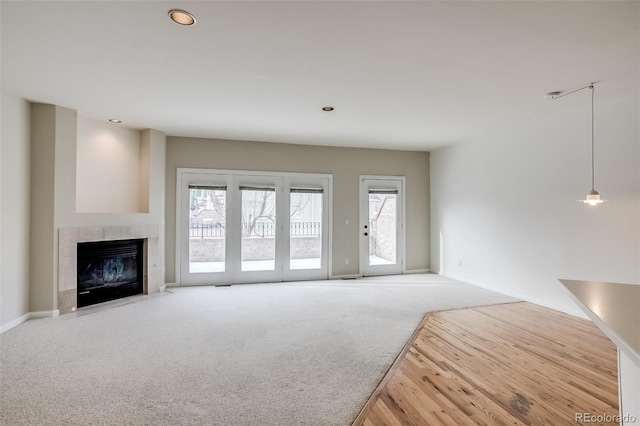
[353, 302, 619, 426]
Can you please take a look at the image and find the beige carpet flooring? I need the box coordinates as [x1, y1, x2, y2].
[0, 274, 516, 425]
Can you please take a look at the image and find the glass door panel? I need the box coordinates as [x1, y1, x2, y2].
[283, 177, 330, 282]
[188, 185, 227, 274]
[289, 189, 323, 270]
[368, 190, 397, 267]
[180, 173, 234, 286]
[240, 186, 276, 272]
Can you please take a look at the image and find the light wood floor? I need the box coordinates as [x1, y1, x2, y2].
[353, 302, 619, 426]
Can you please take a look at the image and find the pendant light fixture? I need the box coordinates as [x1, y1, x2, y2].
[546, 83, 606, 206]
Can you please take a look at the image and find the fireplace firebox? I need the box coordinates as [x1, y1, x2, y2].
[77, 239, 143, 308]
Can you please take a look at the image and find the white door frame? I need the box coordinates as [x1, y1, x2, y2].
[176, 168, 332, 286]
[233, 174, 284, 284]
[359, 175, 406, 277]
[178, 171, 235, 285]
[283, 175, 331, 282]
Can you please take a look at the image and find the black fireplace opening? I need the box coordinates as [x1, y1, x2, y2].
[77, 239, 143, 308]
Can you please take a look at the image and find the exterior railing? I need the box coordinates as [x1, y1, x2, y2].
[190, 223, 225, 238]
[290, 222, 321, 236]
[243, 222, 275, 238]
[190, 222, 320, 238]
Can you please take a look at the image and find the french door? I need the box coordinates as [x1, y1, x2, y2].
[177, 169, 331, 285]
[359, 176, 405, 276]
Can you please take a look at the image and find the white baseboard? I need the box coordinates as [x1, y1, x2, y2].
[0, 313, 30, 334]
[165, 282, 178, 288]
[445, 274, 587, 319]
[404, 268, 431, 274]
[1, 310, 60, 334]
[31, 310, 59, 318]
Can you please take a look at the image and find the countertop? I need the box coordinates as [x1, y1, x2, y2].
[560, 279, 640, 365]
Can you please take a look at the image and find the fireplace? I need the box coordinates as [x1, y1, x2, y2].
[77, 239, 143, 308]
[59, 225, 160, 315]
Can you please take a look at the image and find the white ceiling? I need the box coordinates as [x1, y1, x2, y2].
[2, 1, 638, 151]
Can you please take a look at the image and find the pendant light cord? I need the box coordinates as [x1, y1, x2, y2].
[590, 84, 595, 191]
[547, 82, 598, 193]
[547, 82, 603, 203]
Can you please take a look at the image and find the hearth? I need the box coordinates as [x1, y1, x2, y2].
[77, 239, 143, 308]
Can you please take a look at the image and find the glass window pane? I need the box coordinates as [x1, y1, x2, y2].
[290, 192, 322, 270]
[189, 187, 226, 273]
[241, 189, 276, 271]
[368, 192, 396, 266]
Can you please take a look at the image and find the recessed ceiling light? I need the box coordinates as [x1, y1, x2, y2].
[108, 119, 122, 124]
[168, 9, 196, 26]
[322, 106, 334, 112]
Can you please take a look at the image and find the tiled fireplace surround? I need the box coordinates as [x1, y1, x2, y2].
[58, 225, 162, 314]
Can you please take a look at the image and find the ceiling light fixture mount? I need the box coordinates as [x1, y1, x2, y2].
[547, 82, 606, 206]
[322, 106, 334, 112]
[108, 119, 122, 124]
[168, 9, 196, 26]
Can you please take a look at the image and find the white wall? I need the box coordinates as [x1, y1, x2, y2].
[1, 91, 31, 328]
[430, 88, 640, 316]
[76, 117, 142, 213]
